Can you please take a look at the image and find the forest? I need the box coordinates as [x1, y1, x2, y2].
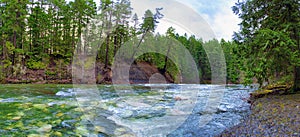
[0, 0, 299, 91]
[0, 0, 299, 136]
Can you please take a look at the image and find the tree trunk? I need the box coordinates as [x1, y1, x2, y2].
[292, 16, 300, 92]
[130, 28, 149, 62]
[293, 67, 300, 92]
[113, 34, 118, 56]
[199, 58, 206, 82]
[163, 45, 171, 74]
[104, 34, 110, 68]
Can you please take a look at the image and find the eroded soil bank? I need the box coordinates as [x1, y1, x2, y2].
[4, 62, 176, 84]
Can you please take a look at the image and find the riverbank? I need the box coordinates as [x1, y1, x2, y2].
[219, 84, 300, 136]
[3, 62, 176, 84]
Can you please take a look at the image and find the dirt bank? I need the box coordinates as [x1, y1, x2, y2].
[4, 62, 176, 84]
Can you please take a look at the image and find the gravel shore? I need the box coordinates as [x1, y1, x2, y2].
[219, 93, 300, 136]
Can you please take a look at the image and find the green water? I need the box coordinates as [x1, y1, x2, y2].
[0, 84, 254, 136]
[0, 84, 157, 136]
[0, 84, 90, 137]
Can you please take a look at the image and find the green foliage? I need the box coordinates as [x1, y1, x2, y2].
[45, 70, 56, 76]
[0, 65, 5, 83]
[5, 42, 15, 55]
[0, 0, 241, 84]
[221, 40, 240, 83]
[2, 59, 12, 69]
[26, 59, 46, 70]
[233, 0, 300, 87]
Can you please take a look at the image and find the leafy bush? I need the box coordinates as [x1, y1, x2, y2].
[45, 70, 56, 76]
[26, 60, 46, 70]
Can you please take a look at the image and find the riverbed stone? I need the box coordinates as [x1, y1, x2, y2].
[37, 124, 52, 133]
[114, 127, 127, 136]
[53, 131, 63, 137]
[0, 84, 255, 136]
[12, 116, 21, 120]
[119, 133, 136, 137]
[76, 126, 89, 136]
[33, 104, 47, 109]
[27, 134, 42, 137]
[95, 126, 106, 133]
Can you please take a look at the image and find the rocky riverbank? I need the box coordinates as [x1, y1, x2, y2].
[219, 83, 300, 136]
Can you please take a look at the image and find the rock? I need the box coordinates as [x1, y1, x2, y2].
[0, 98, 17, 103]
[33, 104, 47, 109]
[76, 126, 89, 136]
[55, 91, 74, 97]
[55, 112, 64, 117]
[125, 100, 151, 108]
[53, 131, 63, 137]
[118, 110, 133, 118]
[174, 96, 182, 101]
[12, 116, 21, 120]
[27, 134, 41, 137]
[217, 105, 228, 113]
[37, 124, 52, 133]
[16, 111, 25, 116]
[74, 107, 84, 112]
[47, 102, 57, 106]
[129, 108, 166, 119]
[119, 133, 136, 137]
[168, 109, 189, 116]
[51, 119, 61, 125]
[95, 126, 106, 133]
[61, 120, 77, 128]
[114, 128, 127, 136]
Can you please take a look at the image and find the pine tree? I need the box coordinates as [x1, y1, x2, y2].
[233, 0, 300, 90]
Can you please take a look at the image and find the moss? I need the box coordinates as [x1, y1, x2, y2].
[106, 101, 118, 107]
[249, 82, 293, 103]
[138, 90, 161, 96]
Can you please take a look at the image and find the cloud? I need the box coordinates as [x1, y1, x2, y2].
[67, 0, 240, 41]
[174, 0, 240, 41]
[131, 0, 216, 41]
[131, 0, 240, 41]
[210, 7, 240, 41]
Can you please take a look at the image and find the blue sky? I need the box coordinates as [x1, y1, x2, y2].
[174, 0, 240, 40]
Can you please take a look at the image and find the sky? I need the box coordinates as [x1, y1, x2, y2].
[176, 0, 241, 41]
[130, 0, 240, 41]
[186, 0, 240, 41]
[67, 0, 240, 41]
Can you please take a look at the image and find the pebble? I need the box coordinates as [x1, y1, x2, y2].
[95, 126, 106, 133]
[37, 124, 52, 133]
[33, 104, 47, 109]
[12, 116, 21, 120]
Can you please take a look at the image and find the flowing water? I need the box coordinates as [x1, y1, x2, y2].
[0, 84, 256, 136]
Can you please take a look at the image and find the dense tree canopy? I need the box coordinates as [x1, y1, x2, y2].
[232, 0, 300, 90]
[0, 0, 226, 84]
[2, 0, 297, 86]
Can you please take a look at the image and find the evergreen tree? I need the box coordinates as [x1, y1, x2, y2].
[233, 0, 300, 90]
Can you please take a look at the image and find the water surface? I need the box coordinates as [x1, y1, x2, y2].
[0, 84, 254, 136]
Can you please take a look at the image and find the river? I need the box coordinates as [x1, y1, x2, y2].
[0, 84, 256, 136]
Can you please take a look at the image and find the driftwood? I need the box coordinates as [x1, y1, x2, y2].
[248, 82, 293, 104]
